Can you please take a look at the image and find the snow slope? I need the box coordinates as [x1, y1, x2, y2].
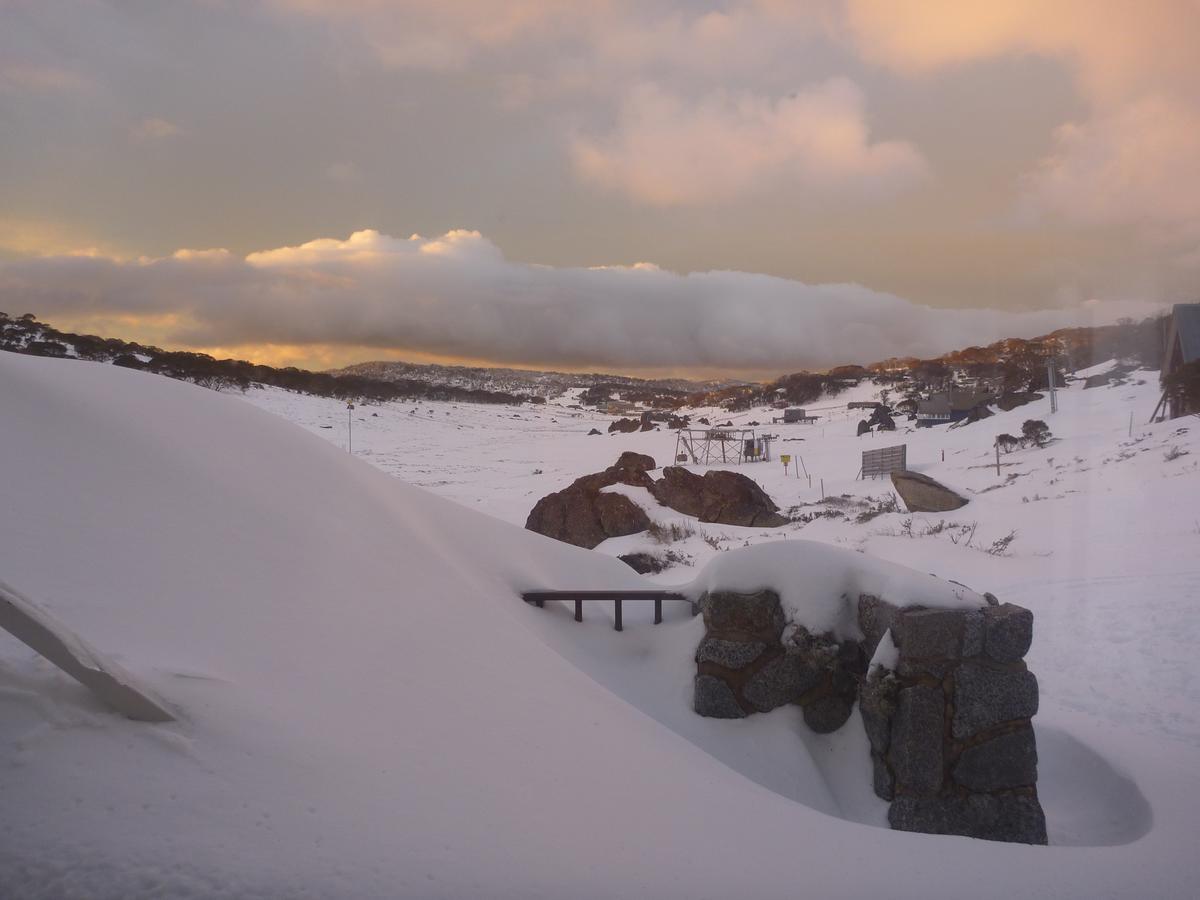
[2, 351, 1199, 898]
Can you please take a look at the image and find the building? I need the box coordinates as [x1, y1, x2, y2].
[915, 390, 995, 427]
[606, 400, 639, 416]
[783, 407, 807, 423]
[1160, 303, 1200, 419]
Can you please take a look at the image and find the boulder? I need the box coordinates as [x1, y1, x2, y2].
[587, 428, 602, 436]
[595, 492, 650, 537]
[524, 453, 656, 548]
[802, 694, 854, 733]
[607, 417, 640, 433]
[742, 654, 822, 713]
[890, 470, 968, 513]
[650, 467, 788, 527]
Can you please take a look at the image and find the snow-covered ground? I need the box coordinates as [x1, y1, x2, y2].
[245, 367, 1200, 747]
[2, 350, 1199, 897]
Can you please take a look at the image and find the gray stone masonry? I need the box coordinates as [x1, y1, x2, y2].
[693, 587, 1046, 844]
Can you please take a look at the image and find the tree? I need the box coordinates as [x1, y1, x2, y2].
[1021, 419, 1052, 448]
[996, 434, 1021, 453]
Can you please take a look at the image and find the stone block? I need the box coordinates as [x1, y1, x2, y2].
[695, 637, 766, 671]
[858, 672, 897, 755]
[871, 751, 894, 801]
[802, 694, 854, 734]
[857, 594, 899, 657]
[700, 589, 785, 640]
[894, 608, 964, 661]
[983, 603, 1034, 663]
[742, 654, 822, 713]
[953, 662, 1038, 739]
[889, 685, 945, 794]
[962, 609, 984, 657]
[888, 792, 1047, 845]
[694, 674, 746, 719]
[953, 727, 1038, 791]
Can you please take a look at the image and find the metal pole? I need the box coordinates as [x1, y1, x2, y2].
[347, 402, 353, 453]
[995, 441, 1001, 476]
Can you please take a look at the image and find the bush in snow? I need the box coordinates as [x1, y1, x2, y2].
[1021, 419, 1052, 448]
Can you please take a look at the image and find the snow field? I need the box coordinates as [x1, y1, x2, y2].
[0, 351, 1197, 897]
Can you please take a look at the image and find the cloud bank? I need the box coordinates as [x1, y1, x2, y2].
[572, 79, 927, 207]
[0, 229, 1158, 374]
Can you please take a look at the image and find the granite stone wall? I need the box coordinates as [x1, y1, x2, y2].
[693, 588, 1046, 844]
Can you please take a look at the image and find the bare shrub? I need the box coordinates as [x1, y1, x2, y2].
[647, 520, 696, 544]
[986, 530, 1017, 556]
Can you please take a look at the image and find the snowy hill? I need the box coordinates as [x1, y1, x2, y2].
[2, 350, 1200, 897]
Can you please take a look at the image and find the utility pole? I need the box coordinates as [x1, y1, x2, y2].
[1046, 360, 1058, 414]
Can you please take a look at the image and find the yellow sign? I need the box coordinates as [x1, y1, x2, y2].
[781, 454, 792, 465]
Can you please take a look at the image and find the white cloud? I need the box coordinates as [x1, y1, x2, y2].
[0, 229, 1157, 373]
[1021, 95, 1200, 228]
[572, 79, 927, 207]
[844, 0, 1200, 235]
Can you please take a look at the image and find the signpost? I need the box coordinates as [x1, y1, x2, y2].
[781, 453, 791, 475]
[347, 402, 355, 453]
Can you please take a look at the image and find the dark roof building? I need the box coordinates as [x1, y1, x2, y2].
[1163, 303, 1200, 419]
[915, 390, 995, 427]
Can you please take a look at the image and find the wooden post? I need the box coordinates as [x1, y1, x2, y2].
[654, 596, 663, 624]
[614, 598, 623, 632]
[995, 441, 1001, 476]
[575, 598, 583, 622]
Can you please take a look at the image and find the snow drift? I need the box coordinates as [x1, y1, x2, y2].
[0, 351, 1196, 898]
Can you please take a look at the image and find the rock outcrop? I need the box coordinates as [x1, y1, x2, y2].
[650, 467, 788, 527]
[890, 470, 968, 512]
[524, 452, 656, 548]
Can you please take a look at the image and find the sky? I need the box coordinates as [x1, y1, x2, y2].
[2, 1, 1198, 376]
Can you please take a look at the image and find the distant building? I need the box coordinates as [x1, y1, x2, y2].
[916, 390, 994, 428]
[783, 407, 807, 423]
[915, 396, 952, 427]
[1161, 303, 1200, 419]
[606, 400, 639, 415]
